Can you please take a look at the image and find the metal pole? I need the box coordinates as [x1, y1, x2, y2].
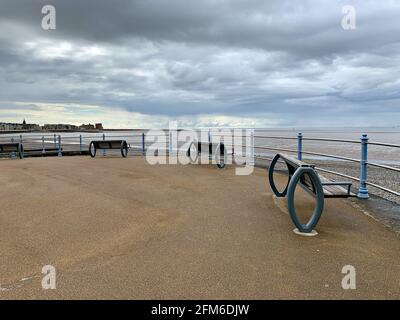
[357, 134, 369, 199]
[54, 134, 57, 148]
[42, 135, 46, 154]
[58, 135, 62, 157]
[168, 131, 172, 157]
[297, 132, 303, 161]
[79, 135, 83, 154]
[10, 137, 16, 159]
[142, 132, 145, 156]
[250, 129, 255, 166]
[102, 133, 106, 156]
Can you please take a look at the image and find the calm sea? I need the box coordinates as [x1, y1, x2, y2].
[0, 127, 399, 165]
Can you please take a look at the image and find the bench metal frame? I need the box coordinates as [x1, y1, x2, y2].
[268, 153, 354, 233]
[89, 140, 129, 158]
[187, 141, 226, 169]
[0, 143, 24, 159]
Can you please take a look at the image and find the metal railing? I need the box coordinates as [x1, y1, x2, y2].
[254, 132, 400, 198]
[1, 130, 399, 199]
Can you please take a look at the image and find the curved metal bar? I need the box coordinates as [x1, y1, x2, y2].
[367, 162, 400, 173]
[299, 150, 360, 163]
[187, 141, 198, 163]
[255, 155, 274, 161]
[254, 136, 298, 140]
[268, 154, 290, 197]
[256, 146, 298, 153]
[314, 167, 360, 182]
[121, 140, 128, 158]
[89, 142, 96, 158]
[255, 135, 361, 144]
[214, 142, 226, 169]
[287, 167, 324, 233]
[302, 138, 360, 144]
[18, 143, 24, 159]
[367, 141, 400, 148]
[256, 146, 360, 163]
[365, 182, 400, 197]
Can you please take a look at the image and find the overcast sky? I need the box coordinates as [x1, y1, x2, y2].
[0, 0, 399, 128]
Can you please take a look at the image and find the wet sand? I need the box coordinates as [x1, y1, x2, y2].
[0, 156, 400, 299]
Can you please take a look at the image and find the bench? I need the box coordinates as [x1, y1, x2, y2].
[268, 153, 356, 234]
[186, 141, 226, 168]
[0, 143, 24, 159]
[25, 148, 62, 154]
[89, 140, 129, 158]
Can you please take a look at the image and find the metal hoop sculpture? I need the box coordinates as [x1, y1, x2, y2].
[120, 140, 128, 158]
[18, 143, 24, 159]
[187, 142, 198, 163]
[287, 167, 324, 233]
[89, 141, 96, 158]
[268, 154, 291, 197]
[214, 143, 226, 169]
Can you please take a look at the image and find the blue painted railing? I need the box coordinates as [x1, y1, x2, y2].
[0, 130, 399, 199]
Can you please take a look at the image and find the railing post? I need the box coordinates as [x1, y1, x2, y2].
[42, 135, 46, 154]
[79, 135, 83, 154]
[54, 134, 57, 148]
[249, 129, 255, 166]
[102, 133, 106, 156]
[169, 131, 173, 157]
[297, 132, 303, 161]
[357, 134, 369, 199]
[58, 135, 62, 157]
[10, 137, 16, 159]
[141, 132, 145, 156]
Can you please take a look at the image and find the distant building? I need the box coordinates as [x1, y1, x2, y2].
[0, 120, 103, 131]
[0, 120, 40, 131]
[42, 124, 78, 131]
[22, 119, 41, 131]
[23, 123, 41, 131]
[79, 123, 95, 130]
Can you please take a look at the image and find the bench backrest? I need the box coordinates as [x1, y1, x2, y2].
[92, 140, 126, 150]
[0, 143, 21, 153]
[278, 153, 317, 195]
[195, 142, 225, 156]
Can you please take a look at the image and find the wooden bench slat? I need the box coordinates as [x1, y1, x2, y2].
[278, 153, 310, 168]
[277, 153, 354, 199]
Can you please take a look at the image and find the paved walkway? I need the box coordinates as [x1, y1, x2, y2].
[0, 156, 399, 299]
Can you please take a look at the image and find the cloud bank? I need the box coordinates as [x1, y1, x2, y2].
[0, 0, 399, 128]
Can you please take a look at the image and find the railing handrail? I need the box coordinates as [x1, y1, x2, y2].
[255, 145, 361, 163]
[254, 132, 399, 199]
[367, 141, 400, 148]
[254, 135, 362, 144]
[1, 130, 399, 199]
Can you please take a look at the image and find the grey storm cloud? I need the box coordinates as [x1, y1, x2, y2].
[0, 0, 400, 127]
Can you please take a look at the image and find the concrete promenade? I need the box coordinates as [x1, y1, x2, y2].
[0, 157, 399, 299]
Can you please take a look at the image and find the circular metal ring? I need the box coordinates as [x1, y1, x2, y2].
[187, 142, 198, 163]
[287, 167, 324, 233]
[18, 143, 24, 159]
[89, 142, 97, 158]
[121, 140, 128, 158]
[215, 142, 226, 169]
[268, 154, 290, 197]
